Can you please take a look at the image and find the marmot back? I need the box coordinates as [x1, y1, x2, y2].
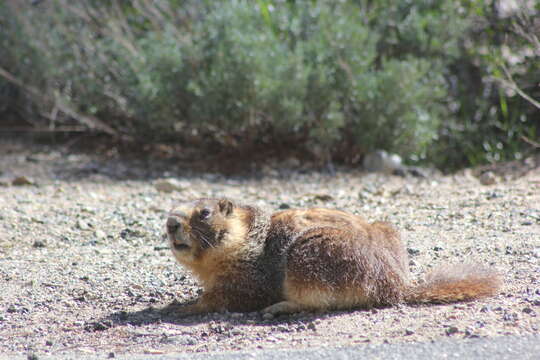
[166, 198, 502, 315]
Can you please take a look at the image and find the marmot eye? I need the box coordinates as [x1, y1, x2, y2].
[200, 209, 211, 219]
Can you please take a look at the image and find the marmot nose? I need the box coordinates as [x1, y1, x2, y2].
[166, 216, 181, 233]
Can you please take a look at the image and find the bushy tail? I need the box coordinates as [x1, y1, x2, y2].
[405, 263, 503, 304]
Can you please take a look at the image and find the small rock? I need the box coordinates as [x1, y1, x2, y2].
[12, 176, 34, 186]
[502, 312, 518, 321]
[77, 219, 90, 230]
[407, 248, 420, 256]
[433, 246, 444, 252]
[485, 191, 501, 200]
[405, 329, 414, 336]
[161, 335, 198, 346]
[278, 203, 291, 210]
[276, 325, 289, 332]
[154, 178, 188, 193]
[307, 322, 317, 331]
[313, 194, 333, 202]
[522, 307, 535, 315]
[91, 321, 112, 331]
[32, 240, 46, 248]
[94, 230, 107, 240]
[45, 340, 53, 346]
[108, 353, 115, 358]
[120, 228, 145, 240]
[445, 326, 459, 335]
[262, 313, 274, 320]
[363, 150, 403, 174]
[27, 354, 39, 360]
[464, 329, 479, 338]
[479, 171, 496, 186]
[406, 167, 428, 178]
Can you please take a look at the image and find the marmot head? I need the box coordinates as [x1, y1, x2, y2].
[166, 198, 242, 264]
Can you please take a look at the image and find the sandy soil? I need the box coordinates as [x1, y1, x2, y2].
[0, 139, 538, 358]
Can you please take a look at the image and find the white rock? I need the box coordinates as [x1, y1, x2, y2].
[154, 178, 188, 193]
[77, 219, 90, 230]
[479, 171, 497, 186]
[363, 150, 403, 174]
[94, 230, 107, 240]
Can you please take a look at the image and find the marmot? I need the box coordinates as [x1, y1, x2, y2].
[166, 198, 502, 315]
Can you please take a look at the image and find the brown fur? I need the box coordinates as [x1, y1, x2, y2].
[166, 198, 502, 315]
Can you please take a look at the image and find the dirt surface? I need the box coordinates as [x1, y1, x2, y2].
[0, 139, 539, 358]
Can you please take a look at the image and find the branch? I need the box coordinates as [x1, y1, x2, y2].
[497, 64, 540, 109]
[521, 136, 540, 149]
[0, 66, 129, 139]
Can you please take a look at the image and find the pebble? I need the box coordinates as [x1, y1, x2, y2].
[502, 312, 518, 321]
[445, 326, 459, 335]
[161, 335, 198, 346]
[312, 194, 333, 202]
[405, 329, 415, 336]
[276, 325, 289, 332]
[154, 178, 188, 193]
[479, 171, 496, 185]
[262, 313, 274, 320]
[94, 230, 107, 239]
[522, 307, 535, 315]
[32, 240, 46, 248]
[77, 219, 90, 230]
[12, 176, 34, 186]
[363, 150, 403, 174]
[91, 320, 112, 331]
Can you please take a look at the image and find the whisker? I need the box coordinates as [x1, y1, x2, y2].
[192, 228, 215, 248]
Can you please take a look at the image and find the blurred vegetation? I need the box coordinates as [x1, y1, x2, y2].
[0, 0, 538, 170]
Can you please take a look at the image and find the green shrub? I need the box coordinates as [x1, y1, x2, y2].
[0, 0, 536, 169]
[429, 1, 538, 169]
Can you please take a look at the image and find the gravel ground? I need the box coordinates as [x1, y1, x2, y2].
[0, 139, 538, 358]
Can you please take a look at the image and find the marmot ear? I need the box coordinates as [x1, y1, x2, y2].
[218, 199, 233, 216]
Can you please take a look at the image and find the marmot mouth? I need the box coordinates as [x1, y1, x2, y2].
[173, 243, 191, 251]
